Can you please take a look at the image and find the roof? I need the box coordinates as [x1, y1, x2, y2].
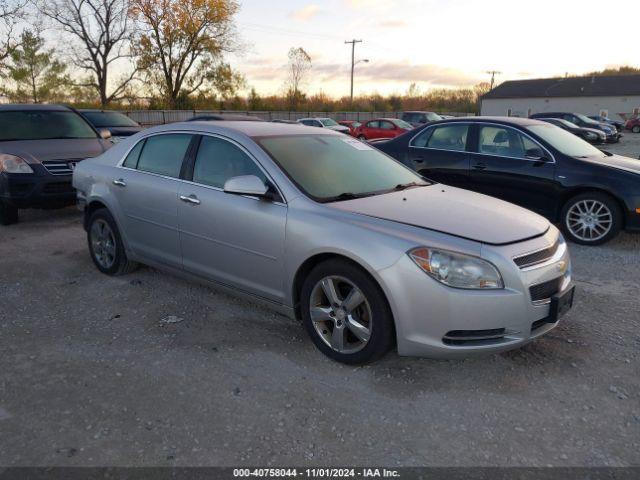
[432, 116, 542, 126]
[483, 74, 640, 99]
[189, 114, 263, 122]
[159, 120, 336, 137]
[0, 104, 71, 111]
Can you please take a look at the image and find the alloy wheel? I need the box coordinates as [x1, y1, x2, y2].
[309, 276, 372, 354]
[90, 219, 117, 269]
[566, 199, 613, 242]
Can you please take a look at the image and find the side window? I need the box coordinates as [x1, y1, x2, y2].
[301, 120, 313, 126]
[423, 124, 469, 151]
[479, 126, 536, 159]
[193, 136, 267, 189]
[123, 139, 145, 168]
[367, 121, 380, 128]
[136, 134, 192, 178]
[380, 121, 394, 130]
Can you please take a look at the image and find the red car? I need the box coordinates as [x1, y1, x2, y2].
[355, 118, 414, 140]
[338, 120, 361, 137]
[626, 117, 640, 133]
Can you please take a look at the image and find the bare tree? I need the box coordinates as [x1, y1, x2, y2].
[36, 0, 137, 106]
[284, 47, 311, 109]
[0, 0, 27, 67]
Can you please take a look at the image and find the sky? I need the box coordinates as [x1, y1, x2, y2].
[229, 0, 640, 98]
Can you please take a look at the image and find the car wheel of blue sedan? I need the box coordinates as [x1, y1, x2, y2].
[560, 192, 622, 246]
[301, 259, 395, 364]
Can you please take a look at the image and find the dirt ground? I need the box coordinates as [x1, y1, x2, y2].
[1, 135, 639, 467]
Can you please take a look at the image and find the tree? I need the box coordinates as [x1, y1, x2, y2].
[5, 30, 69, 103]
[130, 0, 243, 108]
[36, 0, 137, 107]
[284, 47, 311, 110]
[0, 0, 27, 68]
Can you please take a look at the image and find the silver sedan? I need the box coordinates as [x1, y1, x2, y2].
[73, 121, 575, 364]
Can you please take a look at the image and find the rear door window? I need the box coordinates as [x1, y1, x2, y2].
[136, 134, 192, 178]
[413, 124, 468, 150]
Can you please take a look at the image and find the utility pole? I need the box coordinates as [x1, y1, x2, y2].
[345, 39, 363, 103]
[486, 70, 501, 90]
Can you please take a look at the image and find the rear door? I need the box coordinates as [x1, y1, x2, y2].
[177, 135, 287, 303]
[407, 123, 471, 187]
[378, 120, 397, 139]
[467, 123, 558, 216]
[113, 133, 194, 267]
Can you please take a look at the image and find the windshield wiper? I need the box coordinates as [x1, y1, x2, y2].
[392, 181, 429, 191]
[323, 192, 374, 203]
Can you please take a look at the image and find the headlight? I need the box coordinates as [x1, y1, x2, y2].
[0, 154, 34, 174]
[409, 247, 504, 290]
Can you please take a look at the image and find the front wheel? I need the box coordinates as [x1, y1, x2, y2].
[358, 135, 367, 141]
[560, 192, 622, 245]
[0, 201, 18, 226]
[87, 208, 138, 275]
[632, 125, 640, 133]
[300, 259, 395, 364]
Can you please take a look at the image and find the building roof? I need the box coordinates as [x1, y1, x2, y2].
[483, 75, 640, 100]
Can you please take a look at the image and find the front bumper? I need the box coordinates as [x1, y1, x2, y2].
[0, 166, 76, 209]
[378, 227, 573, 358]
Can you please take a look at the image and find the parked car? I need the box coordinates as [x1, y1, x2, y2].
[296, 117, 351, 134]
[188, 114, 263, 122]
[375, 117, 640, 245]
[538, 118, 606, 144]
[271, 119, 299, 124]
[0, 104, 112, 225]
[79, 109, 143, 142]
[401, 111, 443, 127]
[626, 117, 640, 133]
[354, 118, 414, 141]
[338, 120, 362, 136]
[588, 115, 625, 132]
[73, 121, 574, 364]
[530, 112, 621, 143]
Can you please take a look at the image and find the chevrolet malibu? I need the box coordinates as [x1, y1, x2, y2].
[73, 122, 575, 364]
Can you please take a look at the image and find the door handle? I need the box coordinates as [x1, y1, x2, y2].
[179, 194, 201, 205]
[113, 179, 126, 187]
[472, 163, 487, 171]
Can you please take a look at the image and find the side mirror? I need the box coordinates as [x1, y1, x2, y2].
[525, 147, 548, 161]
[223, 175, 270, 198]
[99, 129, 112, 140]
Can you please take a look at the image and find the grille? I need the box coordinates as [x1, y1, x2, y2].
[42, 160, 79, 176]
[42, 182, 74, 194]
[443, 328, 506, 346]
[529, 277, 562, 303]
[514, 241, 560, 269]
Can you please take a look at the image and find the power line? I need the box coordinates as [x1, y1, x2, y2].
[486, 70, 501, 90]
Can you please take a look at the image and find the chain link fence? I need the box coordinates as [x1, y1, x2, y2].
[122, 110, 475, 126]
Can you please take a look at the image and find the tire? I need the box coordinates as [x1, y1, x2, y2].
[0, 201, 18, 226]
[300, 259, 395, 364]
[87, 208, 138, 275]
[358, 135, 367, 141]
[632, 125, 640, 134]
[560, 192, 622, 246]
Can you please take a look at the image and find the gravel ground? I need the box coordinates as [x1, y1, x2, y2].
[607, 129, 640, 158]
[1, 156, 639, 467]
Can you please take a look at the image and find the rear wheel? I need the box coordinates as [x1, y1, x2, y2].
[0, 201, 18, 226]
[301, 259, 394, 364]
[87, 208, 138, 275]
[632, 125, 640, 133]
[560, 192, 622, 245]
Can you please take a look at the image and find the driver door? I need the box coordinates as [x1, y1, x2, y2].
[177, 135, 287, 303]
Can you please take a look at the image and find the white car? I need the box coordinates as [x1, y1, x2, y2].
[297, 117, 351, 134]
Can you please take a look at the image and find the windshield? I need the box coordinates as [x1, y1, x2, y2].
[83, 111, 139, 128]
[320, 118, 339, 127]
[256, 134, 429, 201]
[548, 118, 579, 128]
[575, 113, 600, 126]
[527, 124, 606, 158]
[393, 119, 414, 130]
[0, 111, 98, 141]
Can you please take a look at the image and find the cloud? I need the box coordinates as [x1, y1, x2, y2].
[289, 4, 321, 21]
[378, 19, 409, 28]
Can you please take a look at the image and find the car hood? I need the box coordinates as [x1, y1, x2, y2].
[583, 153, 640, 175]
[329, 185, 550, 245]
[581, 127, 605, 136]
[0, 138, 110, 163]
[105, 126, 143, 137]
[327, 125, 351, 133]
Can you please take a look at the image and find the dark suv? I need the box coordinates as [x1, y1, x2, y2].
[0, 105, 112, 225]
[401, 111, 443, 127]
[530, 112, 621, 143]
